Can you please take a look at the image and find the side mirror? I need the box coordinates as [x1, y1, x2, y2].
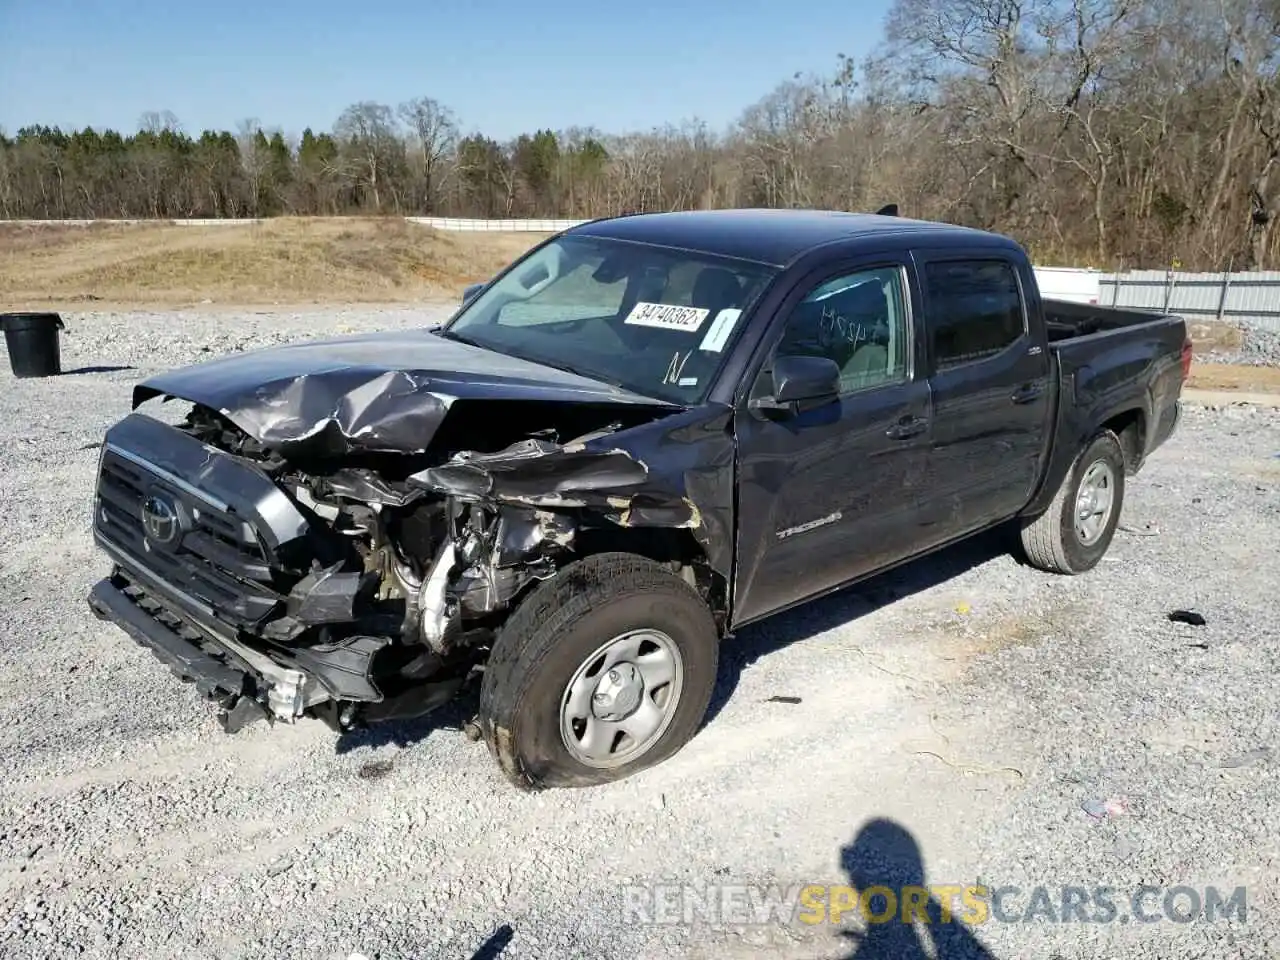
[749, 355, 841, 417]
[461, 282, 485, 305]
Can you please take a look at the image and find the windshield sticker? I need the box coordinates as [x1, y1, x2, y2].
[625, 301, 710, 331]
[698, 308, 742, 352]
[678, 376, 699, 387]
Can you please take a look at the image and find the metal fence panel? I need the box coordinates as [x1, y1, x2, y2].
[1100, 270, 1280, 332]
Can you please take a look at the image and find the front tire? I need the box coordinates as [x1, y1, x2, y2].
[1020, 429, 1126, 575]
[478, 552, 719, 790]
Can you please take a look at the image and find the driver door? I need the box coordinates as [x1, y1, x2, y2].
[731, 259, 934, 626]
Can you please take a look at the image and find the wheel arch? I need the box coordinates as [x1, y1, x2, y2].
[570, 525, 729, 634]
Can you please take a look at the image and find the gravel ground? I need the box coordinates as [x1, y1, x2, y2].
[1, 307, 1279, 960]
[1195, 320, 1280, 366]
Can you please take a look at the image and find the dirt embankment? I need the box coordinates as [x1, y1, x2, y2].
[0, 218, 545, 309]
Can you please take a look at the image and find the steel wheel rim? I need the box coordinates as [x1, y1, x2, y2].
[560, 629, 684, 769]
[1074, 459, 1116, 546]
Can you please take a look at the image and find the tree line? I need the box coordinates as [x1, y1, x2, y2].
[2, 0, 1277, 271]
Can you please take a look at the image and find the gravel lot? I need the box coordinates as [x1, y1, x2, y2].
[1196, 320, 1280, 366]
[2, 307, 1279, 960]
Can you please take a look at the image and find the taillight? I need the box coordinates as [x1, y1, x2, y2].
[1180, 335, 1193, 380]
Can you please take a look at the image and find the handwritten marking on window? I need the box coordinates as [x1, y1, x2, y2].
[663, 350, 693, 385]
[818, 305, 872, 348]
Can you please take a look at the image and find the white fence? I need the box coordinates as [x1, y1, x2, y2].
[404, 216, 585, 232]
[1099, 270, 1280, 333]
[5, 216, 1280, 331]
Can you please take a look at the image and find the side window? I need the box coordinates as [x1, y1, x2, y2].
[924, 259, 1025, 370]
[775, 265, 910, 394]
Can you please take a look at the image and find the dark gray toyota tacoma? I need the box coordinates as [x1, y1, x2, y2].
[87, 209, 1190, 789]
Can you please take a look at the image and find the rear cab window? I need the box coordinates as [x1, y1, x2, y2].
[923, 259, 1027, 370]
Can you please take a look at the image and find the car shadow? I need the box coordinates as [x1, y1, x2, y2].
[334, 524, 1022, 756]
[836, 817, 997, 959]
[334, 683, 479, 755]
[701, 524, 1018, 728]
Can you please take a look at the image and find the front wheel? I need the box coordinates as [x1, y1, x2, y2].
[478, 552, 719, 790]
[1020, 429, 1126, 575]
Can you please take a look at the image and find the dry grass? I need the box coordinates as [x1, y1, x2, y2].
[0, 218, 546, 309]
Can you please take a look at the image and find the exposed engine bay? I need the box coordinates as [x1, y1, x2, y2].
[86, 387, 725, 735]
[83, 322, 737, 736]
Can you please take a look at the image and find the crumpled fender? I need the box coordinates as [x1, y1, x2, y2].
[408, 405, 736, 589]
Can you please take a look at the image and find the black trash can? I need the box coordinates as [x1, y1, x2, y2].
[1, 312, 65, 378]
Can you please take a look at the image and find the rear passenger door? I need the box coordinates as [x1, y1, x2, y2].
[913, 253, 1052, 546]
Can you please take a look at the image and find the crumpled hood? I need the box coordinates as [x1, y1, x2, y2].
[132, 327, 677, 456]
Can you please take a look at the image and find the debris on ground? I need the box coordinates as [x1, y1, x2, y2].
[765, 695, 802, 704]
[357, 759, 395, 780]
[1167, 609, 1207, 626]
[1082, 798, 1129, 820]
[1219, 748, 1272, 769]
[1119, 521, 1160, 536]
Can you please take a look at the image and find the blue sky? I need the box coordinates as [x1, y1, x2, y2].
[0, 0, 892, 141]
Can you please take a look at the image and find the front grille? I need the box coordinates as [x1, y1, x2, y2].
[94, 448, 284, 628]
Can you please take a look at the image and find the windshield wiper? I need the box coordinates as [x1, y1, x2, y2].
[436, 327, 477, 347]
[526, 354, 629, 390]
[438, 329, 649, 397]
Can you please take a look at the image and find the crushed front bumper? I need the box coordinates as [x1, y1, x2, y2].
[88, 565, 332, 731]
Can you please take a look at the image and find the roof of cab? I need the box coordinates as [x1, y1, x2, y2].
[565, 208, 1017, 268]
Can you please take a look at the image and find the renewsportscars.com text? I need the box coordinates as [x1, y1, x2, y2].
[620, 883, 1248, 927]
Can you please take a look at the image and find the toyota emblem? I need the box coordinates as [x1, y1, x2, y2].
[140, 493, 179, 545]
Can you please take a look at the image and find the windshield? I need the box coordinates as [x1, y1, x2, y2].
[443, 235, 779, 404]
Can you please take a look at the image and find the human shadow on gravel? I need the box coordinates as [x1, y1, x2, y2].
[701, 524, 1018, 729]
[468, 922, 515, 958]
[838, 818, 997, 959]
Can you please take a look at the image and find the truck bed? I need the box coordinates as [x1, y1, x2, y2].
[1042, 299, 1171, 343]
[1036, 298, 1187, 501]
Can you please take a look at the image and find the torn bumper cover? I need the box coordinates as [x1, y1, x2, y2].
[87, 412, 396, 727]
[87, 570, 340, 730]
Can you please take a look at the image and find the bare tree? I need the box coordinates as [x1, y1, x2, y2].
[334, 101, 400, 211]
[5, 1, 1280, 268]
[398, 96, 458, 214]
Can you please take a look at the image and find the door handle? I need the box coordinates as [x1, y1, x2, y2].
[1011, 383, 1044, 404]
[886, 416, 928, 440]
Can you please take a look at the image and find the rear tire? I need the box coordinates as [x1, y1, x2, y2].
[478, 552, 719, 790]
[1020, 430, 1125, 575]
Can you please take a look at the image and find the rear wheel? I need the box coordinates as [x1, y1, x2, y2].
[478, 552, 719, 790]
[1020, 429, 1126, 575]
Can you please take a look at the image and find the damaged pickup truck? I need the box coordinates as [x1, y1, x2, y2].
[87, 209, 1190, 789]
